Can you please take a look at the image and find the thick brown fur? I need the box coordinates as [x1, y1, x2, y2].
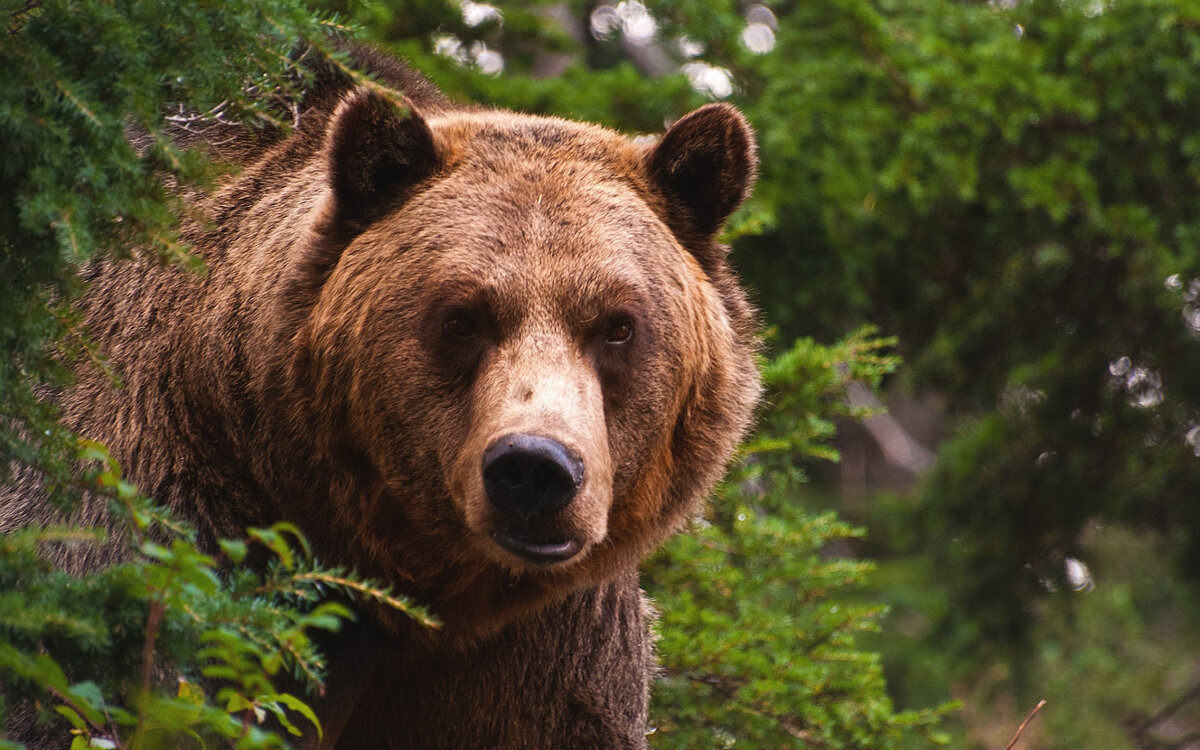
[0, 45, 761, 748]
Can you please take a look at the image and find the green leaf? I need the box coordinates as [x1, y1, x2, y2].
[54, 705, 87, 730]
[219, 538, 248, 564]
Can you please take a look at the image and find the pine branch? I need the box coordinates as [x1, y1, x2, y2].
[287, 571, 441, 630]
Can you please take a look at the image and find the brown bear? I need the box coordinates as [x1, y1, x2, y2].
[0, 45, 761, 748]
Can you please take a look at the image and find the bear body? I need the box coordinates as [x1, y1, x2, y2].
[1, 46, 760, 747]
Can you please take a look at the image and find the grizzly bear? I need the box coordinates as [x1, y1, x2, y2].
[0, 45, 760, 748]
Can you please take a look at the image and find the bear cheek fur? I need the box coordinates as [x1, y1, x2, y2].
[600, 254, 743, 561]
[299, 238, 481, 598]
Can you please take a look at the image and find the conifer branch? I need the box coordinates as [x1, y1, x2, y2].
[50, 76, 102, 127]
[288, 572, 441, 629]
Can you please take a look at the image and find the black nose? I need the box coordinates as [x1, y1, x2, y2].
[482, 434, 584, 518]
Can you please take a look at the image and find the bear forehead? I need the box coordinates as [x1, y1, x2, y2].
[377, 169, 700, 309]
[367, 198, 693, 323]
[404, 177, 673, 257]
[336, 108, 709, 318]
[427, 110, 648, 184]
[341, 184, 704, 341]
[342, 115, 684, 270]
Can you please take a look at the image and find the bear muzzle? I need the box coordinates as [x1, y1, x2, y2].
[483, 433, 586, 564]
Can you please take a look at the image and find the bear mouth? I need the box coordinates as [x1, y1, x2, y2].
[491, 531, 582, 565]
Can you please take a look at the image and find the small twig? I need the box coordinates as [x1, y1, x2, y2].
[1005, 699, 1047, 750]
[132, 600, 166, 750]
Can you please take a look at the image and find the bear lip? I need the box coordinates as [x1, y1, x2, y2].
[491, 532, 582, 565]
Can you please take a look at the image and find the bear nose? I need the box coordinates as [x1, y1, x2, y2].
[482, 434, 584, 518]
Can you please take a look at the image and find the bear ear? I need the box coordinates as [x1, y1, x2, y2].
[325, 88, 439, 232]
[645, 103, 758, 237]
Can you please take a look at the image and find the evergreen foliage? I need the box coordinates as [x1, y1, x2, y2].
[0, 447, 433, 747]
[0, 1, 437, 746]
[0, 0, 334, 503]
[644, 331, 952, 747]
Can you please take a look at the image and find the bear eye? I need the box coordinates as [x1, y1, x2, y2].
[605, 317, 635, 345]
[443, 312, 478, 339]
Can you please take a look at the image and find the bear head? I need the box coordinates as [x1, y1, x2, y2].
[263, 89, 761, 640]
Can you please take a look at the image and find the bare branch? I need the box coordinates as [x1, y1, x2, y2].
[1006, 699, 1047, 750]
